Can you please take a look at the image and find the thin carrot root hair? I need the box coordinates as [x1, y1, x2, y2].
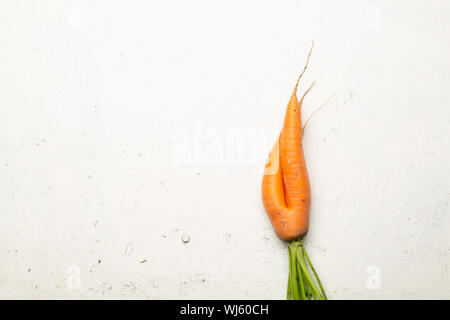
[299, 81, 316, 106]
[302, 93, 336, 133]
[293, 40, 314, 95]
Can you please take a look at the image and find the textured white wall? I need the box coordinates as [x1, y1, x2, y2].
[0, 0, 449, 299]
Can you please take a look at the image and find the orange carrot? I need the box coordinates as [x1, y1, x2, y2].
[261, 42, 330, 300]
[262, 49, 314, 241]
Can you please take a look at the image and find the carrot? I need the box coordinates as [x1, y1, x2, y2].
[261, 42, 331, 300]
[262, 45, 313, 242]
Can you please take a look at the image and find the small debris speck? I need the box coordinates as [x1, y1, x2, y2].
[140, 259, 147, 264]
[181, 233, 190, 244]
[124, 242, 134, 256]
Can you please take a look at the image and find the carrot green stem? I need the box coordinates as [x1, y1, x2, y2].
[287, 245, 292, 299]
[295, 244, 306, 300]
[288, 244, 300, 299]
[287, 240, 327, 300]
[296, 246, 323, 299]
[303, 243, 328, 300]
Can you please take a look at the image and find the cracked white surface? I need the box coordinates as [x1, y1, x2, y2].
[0, 0, 449, 299]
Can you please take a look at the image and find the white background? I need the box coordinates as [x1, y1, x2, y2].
[1, 0, 449, 299]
